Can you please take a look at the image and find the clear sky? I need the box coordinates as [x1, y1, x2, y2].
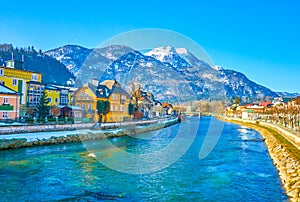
[1, 0, 300, 93]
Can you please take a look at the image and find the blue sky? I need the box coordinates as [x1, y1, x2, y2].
[1, 0, 300, 93]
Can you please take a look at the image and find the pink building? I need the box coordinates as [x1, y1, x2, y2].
[0, 85, 20, 120]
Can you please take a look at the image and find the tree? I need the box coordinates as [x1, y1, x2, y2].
[97, 100, 110, 123]
[234, 97, 241, 105]
[128, 103, 134, 119]
[37, 91, 50, 119]
[130, 82, 142, 111]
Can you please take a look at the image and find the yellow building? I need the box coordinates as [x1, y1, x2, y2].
[0, 59, 43, 116]
[73, 79, 99, 122]
[74, 79, 131, 123]
[0, 60, 42, 106]
[45, 84, 74, 107]
[99, 80, 131, 122]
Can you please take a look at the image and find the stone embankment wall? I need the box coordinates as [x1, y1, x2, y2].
[0, 123, 95, 135]
[0, 119, 165, 135]
[220, 117, 300, 202]
[0, 118, 179, 150]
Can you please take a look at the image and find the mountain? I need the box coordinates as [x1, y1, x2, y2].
[145, 46, 191, 72]
[217, 69, 278, 98]
[0, 44, 75, 85]
[276, 92, 300, 98]
[100, 50, 193, 101]
[45, 45, 134, 85]
[44, 45, 92, 76]
[44, 44, 283, 101]
[99, 46, 281, 101]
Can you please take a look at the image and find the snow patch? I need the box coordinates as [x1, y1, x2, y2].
[175, 48, 188, 55]
[212, 65, 223, 71]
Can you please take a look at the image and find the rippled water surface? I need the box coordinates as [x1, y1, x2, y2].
[0, 117, 288, 201]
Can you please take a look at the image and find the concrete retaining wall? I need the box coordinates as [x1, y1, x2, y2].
[0, 118, 179, 150]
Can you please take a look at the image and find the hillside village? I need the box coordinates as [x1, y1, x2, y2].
[0, 58, 176, 124]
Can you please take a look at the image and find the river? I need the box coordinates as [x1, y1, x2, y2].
[0, 116, 288, 201]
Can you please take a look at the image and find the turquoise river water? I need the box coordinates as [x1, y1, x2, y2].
[0, 117, 288, 201]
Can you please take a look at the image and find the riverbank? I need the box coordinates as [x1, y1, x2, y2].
[219, 116, 300, 201]
[0, 119, 168, 135]
[0, 118, 179, 150]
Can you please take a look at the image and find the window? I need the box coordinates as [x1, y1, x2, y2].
[110, 105, 119, 112]
[2, 112, 8, 119]
[60, 97, 67, 105]
[81, 91, 84, 98]
[88, 104, 92, 111]
[120, 105, 124, 112]
[55, 98, 58, 103]
[48, 98, 52, 103]
[121, 95, 126, 100]
[3, 98, 9, 104]
[12, 79, 18, 86]
[86, 93, 89, 100]
[112, 93, 117, 100]
[0, 81, 4, 85]
[114, 105, 118, 112]
[82, 104, 85, 110]
[31, 74, 38, 81]
[0, 69, 4, 76]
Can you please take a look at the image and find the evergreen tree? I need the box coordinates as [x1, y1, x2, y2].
[37, 91, 50, 119]
[128, 103, 134, 119]
[234, 97, 241, 105]
[97, 100, 110, 123]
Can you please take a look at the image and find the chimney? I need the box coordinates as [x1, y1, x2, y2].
[91, 78, 99, 87]
[21, 54, 24, 70]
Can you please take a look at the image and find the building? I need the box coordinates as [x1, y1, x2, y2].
[45, 84, 74, 107]
[74, 79, 131, 123]
[0, 84, 20, 120]
[0, 59, 42, 116]
[130, 84, 156, 118]
[99, 80, 131, 122]
[73, 79, 99, 122]
[26, 81, 45, 107]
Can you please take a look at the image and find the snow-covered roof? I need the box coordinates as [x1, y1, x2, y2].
[0, 85, 18, 95]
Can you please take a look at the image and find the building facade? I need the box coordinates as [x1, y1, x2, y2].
[0, 84, 20, 120]
[73, 82, 98, 122]
[100, 80, 131, 122]
[45, 84, 74, 107]
[0, 59, 42, 116]
[74, 79, 131, 123]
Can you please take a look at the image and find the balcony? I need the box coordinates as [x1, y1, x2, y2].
[86, 110, 95, 114]
[0, 104, 14, 111]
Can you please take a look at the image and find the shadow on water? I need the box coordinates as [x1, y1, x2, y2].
[59, 190, 125, 201]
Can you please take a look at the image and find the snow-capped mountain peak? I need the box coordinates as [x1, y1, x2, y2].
[175, 48, 188, 55]
[145, 46, 191, 71]
[145, 45, 177, 61]
[42, 44, 282, 100]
